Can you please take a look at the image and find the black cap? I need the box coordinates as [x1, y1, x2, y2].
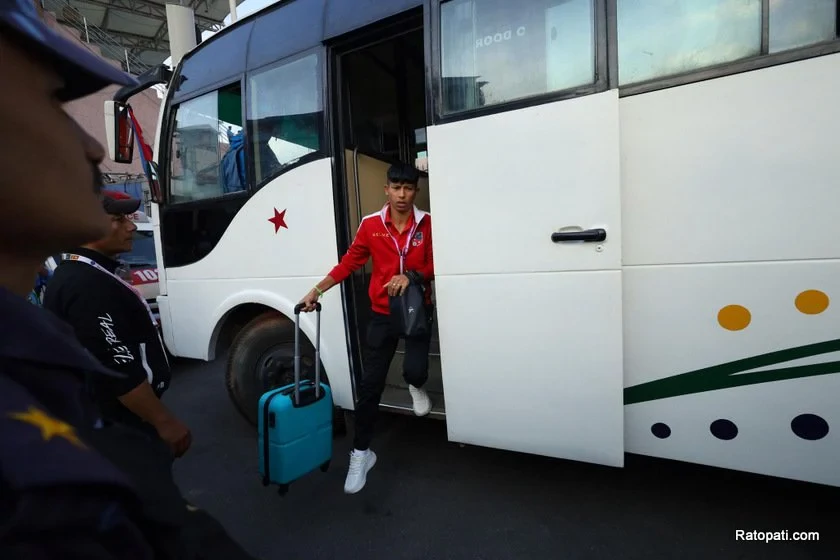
[0, 0, 139, 101]
[102, 190, 141, 215]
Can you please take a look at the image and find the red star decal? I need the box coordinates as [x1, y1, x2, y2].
[268, 208, 288, 234]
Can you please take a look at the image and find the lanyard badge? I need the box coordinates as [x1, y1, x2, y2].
[62, 253, 159, 328]
[379, 205, 419, 274]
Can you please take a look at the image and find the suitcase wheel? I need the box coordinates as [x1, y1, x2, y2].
[277, 484, 289, 497]
[320, 460, 330, 473]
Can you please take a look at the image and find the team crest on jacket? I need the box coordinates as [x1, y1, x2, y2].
[412, 231, 424, 247]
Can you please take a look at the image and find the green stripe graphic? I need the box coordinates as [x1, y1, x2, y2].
[624, 339, 840, 405]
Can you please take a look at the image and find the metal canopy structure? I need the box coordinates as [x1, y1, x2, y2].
[41, 0, 245, 73]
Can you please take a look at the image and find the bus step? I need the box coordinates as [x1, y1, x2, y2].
[379, 384, 446, 419]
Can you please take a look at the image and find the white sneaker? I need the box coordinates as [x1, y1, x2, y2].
[408, 385, 432, 416]
[344, 449, 377, 494]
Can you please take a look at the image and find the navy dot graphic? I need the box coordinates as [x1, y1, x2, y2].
[791, 414, 829, 441]
[651, 423, 671, 439]
[710, 419, 738, 440]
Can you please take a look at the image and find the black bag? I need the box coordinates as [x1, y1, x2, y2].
[389, 273, 429, 337]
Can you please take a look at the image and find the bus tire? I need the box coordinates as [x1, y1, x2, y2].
[226, 311, 314, 427]
[225, 311, 345, 436]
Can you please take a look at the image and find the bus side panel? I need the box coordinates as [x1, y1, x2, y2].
[157, 295, 177, 356]
[620, 54, 840, 487]
[164, 277, 354, 410]
[159, 159, 355, 410]
[164, 160, 339, 282]
[621, 53, 840, 266]
[623, 263, 840, 487]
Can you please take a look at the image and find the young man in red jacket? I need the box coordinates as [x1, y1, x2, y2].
[299, 162, 434, 494]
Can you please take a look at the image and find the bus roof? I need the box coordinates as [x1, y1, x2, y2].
[170, 0, 421, 102]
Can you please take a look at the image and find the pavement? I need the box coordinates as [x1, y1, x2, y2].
[168, 357, 839, 560]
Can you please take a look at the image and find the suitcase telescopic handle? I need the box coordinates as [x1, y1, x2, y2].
[294, 302, 322, 314]
[293, 302, 322, 405]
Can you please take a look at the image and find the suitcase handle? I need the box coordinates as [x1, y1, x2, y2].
[293, 302, 321, 406]
[294, 302, 322, 314]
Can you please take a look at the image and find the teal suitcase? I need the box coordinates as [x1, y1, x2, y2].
[257, 302, 331, 495]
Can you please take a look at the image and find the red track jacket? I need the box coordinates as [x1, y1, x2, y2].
[329, 204, 434, 315]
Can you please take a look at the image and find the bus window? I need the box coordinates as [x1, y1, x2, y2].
[769, 0, 836, 53]
[440, 0, 596, 115]
[617, 0, 762, 85]
[168, 82, 244, 203]
[247, 53, 323, 187]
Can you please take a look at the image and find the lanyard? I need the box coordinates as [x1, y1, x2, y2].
[62, 253, 159, 329]
[380, 205, 419, 274]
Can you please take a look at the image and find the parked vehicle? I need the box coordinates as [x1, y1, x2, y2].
[122, 211, 161, 323]
[105, 0, 840, 488]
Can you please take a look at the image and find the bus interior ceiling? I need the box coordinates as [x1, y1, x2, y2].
[338, 25, 445, 417]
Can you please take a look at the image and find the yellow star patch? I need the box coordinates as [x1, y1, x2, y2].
[8, 406, 87, 449]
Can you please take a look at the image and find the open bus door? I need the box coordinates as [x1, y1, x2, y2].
[428, 91, 625, 467]
[427, 91, 625, 467]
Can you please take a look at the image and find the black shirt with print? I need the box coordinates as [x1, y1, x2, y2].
[43, 247, 170, 434]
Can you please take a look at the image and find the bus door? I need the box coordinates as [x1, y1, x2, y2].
[426, 0, 624, 467]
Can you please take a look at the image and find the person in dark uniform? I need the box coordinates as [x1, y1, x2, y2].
[0, 2, 163, 556]
[0, 2, 256, 558]
[44, 190, 191, 458]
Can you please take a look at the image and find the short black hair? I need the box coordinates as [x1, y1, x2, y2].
[386, 162, 420, 186]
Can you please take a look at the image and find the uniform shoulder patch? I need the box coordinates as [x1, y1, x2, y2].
[8, 406, 87, 449]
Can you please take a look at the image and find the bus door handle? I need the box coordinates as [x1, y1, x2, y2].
[551, 228, 607, 243]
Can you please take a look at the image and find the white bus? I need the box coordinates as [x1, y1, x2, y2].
[106, 0, 840, 488]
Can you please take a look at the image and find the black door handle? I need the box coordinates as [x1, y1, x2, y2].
[551, 228, 606, 243]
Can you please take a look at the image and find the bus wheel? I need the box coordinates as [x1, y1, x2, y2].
[225, 311, 312, 426]
[224, 311, 345, 437]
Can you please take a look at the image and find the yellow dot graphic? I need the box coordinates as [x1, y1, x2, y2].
[718, 305, 751, 331]
[795, 290, 829, 315]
